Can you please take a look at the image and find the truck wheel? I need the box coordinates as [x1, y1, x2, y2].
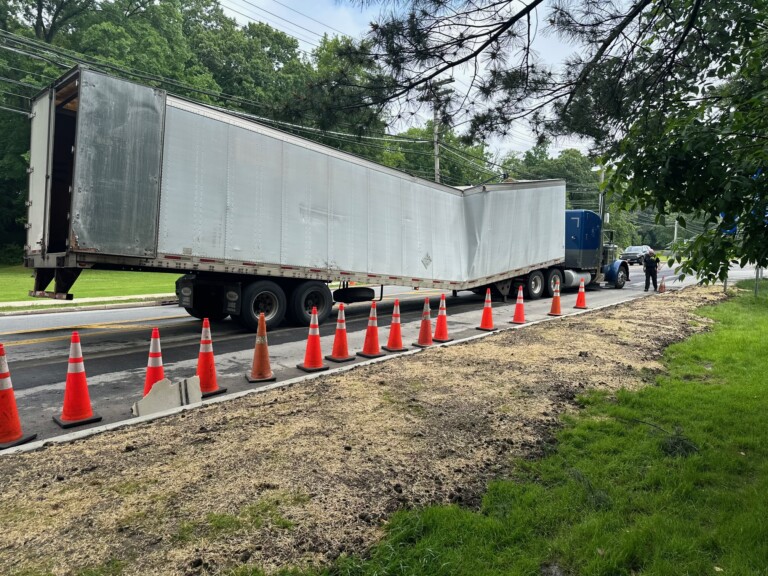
[239, 280, 287, 331]
[614, 266, 628, 289]
[525, 270, 545, 300]
[288, 281, 333, 326]
[545, 269, 563, 297]
[184, 306, 229, 322]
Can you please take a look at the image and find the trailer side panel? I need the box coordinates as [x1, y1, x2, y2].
[463, 182, 565, 280]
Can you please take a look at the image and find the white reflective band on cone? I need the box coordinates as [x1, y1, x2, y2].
[69, 341, 82, 359]
[67, 359, 85, 374]
[0, 350, 13, 390]
[147, 355, 163, 367]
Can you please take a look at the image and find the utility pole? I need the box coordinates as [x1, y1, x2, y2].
[433, 104, 440, 184]
[419, 78, 454, 183]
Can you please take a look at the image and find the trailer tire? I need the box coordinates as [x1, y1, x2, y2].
[238, 280, 287, 331]
[525, 270, 545, 300]
[545, 269, 563, 298]
[288, 281, 333, 326]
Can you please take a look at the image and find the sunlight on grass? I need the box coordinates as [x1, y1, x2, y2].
[0, 265, 177, 302]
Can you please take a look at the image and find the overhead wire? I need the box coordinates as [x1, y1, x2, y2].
[234, 0, 325, 39]
[438, 144, 498, 176]
[0, 29, 277, 111]
[266, 0, 349, 36]
[0, 75, 40, 89]
[0, 104, 29, 116]
[0, 89, 30, 100]
[220, 0, 318, 51]
[0, 64, 57, 80]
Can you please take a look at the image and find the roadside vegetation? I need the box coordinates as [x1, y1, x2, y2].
[0, 265, 176, 303]
[270, 279, 768, 576]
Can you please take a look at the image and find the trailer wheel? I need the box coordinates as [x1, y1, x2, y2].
[288, 281, 333, 326]
[525, 270, 545, 300]
[238, 280, 287, 331]
[545, 269, 563, 297]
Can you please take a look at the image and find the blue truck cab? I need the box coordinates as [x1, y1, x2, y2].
[565, 209, 629, 289]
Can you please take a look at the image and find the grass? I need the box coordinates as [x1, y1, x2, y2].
[282, 280, 768, 576]
[0, 264, 177, 303]
[172, 491, 309, 544]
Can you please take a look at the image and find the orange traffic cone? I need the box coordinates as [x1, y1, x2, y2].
[143, 327, 165, 396]
[658, 276, 666, 293]
[510, 286, 526, 324]
[326, 304, 355, 362]
[246, 313, 276, 383]
[574, 278, 588, 309]
[297, 306, 329, 372]
[197, 319, 227, 398]
[358, 301, 386, 359]
[477, 288, 496, 331]
[433, 294, 453, 342]
[0, 344, 36, 449]
[53, 332, 102, 429]
[383, 299, 407, 352]
[413, 298, 434, 348]
[548, 279, 563, 317]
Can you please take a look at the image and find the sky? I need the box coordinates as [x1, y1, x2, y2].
[220, 0, 592, 158]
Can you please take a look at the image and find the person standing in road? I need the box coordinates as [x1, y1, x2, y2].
[643, 249, 661, 292]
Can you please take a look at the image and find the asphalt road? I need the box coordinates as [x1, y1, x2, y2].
[0, 265, 757, 445]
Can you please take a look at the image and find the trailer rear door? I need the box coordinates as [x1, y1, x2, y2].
[26, 90, 54, 255]
[70, 70, 165, 257]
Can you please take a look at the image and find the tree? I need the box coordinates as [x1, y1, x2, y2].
[12, 0, 95, 43]
[331, 0, 767, 279]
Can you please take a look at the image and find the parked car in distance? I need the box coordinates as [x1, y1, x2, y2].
[620, 245, 652, 265]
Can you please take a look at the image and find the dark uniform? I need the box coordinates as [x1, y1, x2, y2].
[643, 251, 661, 291]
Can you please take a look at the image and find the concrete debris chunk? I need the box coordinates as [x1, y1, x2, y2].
[131, 376, 202, 417]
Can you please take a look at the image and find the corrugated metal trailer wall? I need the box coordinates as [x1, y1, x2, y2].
[158, 97, 564, 286]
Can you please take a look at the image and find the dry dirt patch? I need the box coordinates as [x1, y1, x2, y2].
[0, 286, 725, 576]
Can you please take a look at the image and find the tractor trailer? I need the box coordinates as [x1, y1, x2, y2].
[23, 67, 628, 330]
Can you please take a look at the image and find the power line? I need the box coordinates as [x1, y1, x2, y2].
[0, 64, 56, 80]
[236, 0, 325, 39]
[0, 104, 29, 116]
[0, 89, 30, 100]
[439, 144, 498, 176]
[0, 75, 40, 89]
[219, 0, 318, 50]
[0, 30, 275, 112]
[266, 0, 349, 36]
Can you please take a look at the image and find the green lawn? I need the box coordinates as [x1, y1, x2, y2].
[266, 280, 767, 576]
[0, 265, 178, 303]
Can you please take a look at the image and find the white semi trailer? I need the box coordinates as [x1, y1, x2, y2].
[24, 67, 628, 330]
